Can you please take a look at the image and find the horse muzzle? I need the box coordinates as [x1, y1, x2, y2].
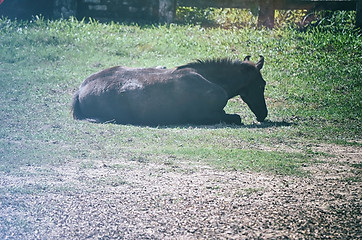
[257, 116, 266, 122]
[256, 110, 268, 122]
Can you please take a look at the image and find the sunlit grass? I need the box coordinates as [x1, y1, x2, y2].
[0, 12, 361, 179]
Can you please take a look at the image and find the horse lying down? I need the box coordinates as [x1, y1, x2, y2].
[72, 56, 268, 125]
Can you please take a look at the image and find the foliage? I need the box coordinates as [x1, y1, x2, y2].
[307, 10, 357, 31]
[176, 7, 259, 28]
[275, 10, 308, 28]
[176, 7, 359, 30]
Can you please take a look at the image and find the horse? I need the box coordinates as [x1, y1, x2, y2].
[72, 55, 268, 125]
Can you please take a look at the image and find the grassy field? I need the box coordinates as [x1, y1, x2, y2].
[1, 15, 360, 171]
[0, 11, 361, 238]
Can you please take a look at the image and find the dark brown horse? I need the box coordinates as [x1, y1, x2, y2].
[72, 56, 268, 125]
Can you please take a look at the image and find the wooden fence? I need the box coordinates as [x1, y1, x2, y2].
[0, 0, 361, 28]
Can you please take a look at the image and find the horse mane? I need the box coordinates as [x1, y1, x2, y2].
[176, 58, 243, 70]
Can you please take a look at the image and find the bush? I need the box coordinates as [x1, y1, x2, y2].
[176, 7, 357, 32]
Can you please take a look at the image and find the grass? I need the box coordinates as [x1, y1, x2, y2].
[0, 12, 361, 182]
[160, 146, 309, 175]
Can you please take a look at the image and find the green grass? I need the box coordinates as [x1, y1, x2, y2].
[160, 146, 309, 175]
[0, 13, 361, 180]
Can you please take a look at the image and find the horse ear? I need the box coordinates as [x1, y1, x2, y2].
[256, 55, 264, 70]
[243, 56, 251, 62]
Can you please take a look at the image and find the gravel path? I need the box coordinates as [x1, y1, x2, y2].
[0, 143, 361, 239]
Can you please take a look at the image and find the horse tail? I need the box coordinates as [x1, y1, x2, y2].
[71, 90, 85, 120]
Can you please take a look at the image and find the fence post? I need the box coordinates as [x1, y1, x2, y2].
[53, 0, 77, 18]
[159, 0, 176, 23]
[257, 0, 275, 28]
[357, 0, 362, 29]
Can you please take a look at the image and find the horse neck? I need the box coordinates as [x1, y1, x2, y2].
[195, 66, 243, 98]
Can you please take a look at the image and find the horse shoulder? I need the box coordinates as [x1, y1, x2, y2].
[175, 70, 226, 94]
[172, 70, 228, 110]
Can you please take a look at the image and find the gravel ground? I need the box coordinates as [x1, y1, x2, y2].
[0, 143, 361, 239]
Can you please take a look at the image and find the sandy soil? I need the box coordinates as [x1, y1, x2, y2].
[0, 143, 361, 239]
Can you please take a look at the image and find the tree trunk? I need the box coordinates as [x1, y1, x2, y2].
[258, 0, 275, 28]
[158, 0, 176, 23]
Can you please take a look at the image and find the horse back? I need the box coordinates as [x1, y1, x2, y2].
[76, 66, 228, 124]
[80, 66, 172, 89]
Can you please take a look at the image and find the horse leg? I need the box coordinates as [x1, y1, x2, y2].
[192, 110, 241, 125]
[220, 112, 242, 125]
[214, 110, 242, 125]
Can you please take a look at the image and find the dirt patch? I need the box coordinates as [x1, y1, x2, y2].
[0, 143, 361, 239]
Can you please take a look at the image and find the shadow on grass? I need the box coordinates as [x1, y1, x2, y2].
[141, 120, 295, 129]
[79, 118, 294, 129]
[244, 120, 294, 129]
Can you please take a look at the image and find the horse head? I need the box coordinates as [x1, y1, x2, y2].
[239, 55, 268, 122]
